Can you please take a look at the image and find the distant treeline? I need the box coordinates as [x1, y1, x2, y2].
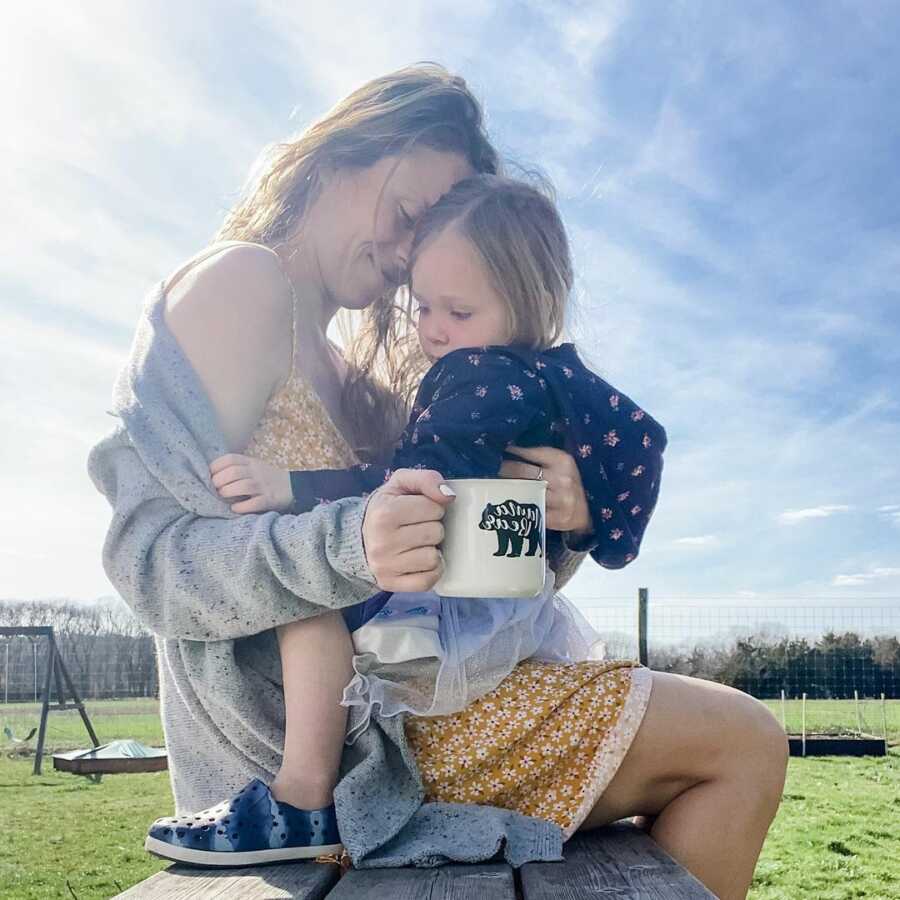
[1, 599, 898, 701]
[0, 599, 157, 701]
[649, 631, 900, 699]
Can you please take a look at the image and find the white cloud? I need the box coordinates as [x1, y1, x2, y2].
[878, 505, 900, 526]
[832, 567, 900, 587]
[673, 535, 720, 547]
[777, 506, 852, 525]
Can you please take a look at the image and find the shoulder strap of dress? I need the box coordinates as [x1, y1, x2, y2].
[163, 240, 301, 379]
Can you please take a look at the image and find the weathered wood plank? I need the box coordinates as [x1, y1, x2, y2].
[520, 826, 717, 899]
[327, 863, 515, 899]
[112, 861, 339, 899]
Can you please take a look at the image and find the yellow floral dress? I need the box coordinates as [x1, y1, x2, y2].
[244, 253, 653, 839]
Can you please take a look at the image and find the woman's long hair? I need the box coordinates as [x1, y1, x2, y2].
[216, 64, 499, 460]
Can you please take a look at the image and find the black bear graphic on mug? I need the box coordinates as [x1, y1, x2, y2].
[478, 500, 544, 558]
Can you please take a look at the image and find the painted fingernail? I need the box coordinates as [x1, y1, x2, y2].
[439, 484, 456, 497]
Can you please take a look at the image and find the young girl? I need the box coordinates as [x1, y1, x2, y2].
[146, 175, 666, 866]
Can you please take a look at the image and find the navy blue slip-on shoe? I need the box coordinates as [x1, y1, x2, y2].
[144, 779, 342, 866]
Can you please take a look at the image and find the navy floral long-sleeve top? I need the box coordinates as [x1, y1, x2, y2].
[290, 343, 667, 570]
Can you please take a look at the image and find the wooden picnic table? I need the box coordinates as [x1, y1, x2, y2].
[115, 822, 716, 899]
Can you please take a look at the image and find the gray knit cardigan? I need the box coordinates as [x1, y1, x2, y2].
[87, 284, 570, 868]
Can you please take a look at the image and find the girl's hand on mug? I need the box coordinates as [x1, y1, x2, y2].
[362, 469, 455, 593]
[501, 445, 593, 536]
[209, 453, 293, 513]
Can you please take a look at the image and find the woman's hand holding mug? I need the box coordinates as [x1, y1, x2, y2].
[361, 469, 455, 593]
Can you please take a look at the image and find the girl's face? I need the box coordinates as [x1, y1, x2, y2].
[303, 148, 474, 312]
[410, 227, 511, 362]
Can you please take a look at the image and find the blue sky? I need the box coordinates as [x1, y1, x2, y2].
[1, 0, 898, 606]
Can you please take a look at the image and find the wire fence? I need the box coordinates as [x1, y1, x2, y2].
[1, 596, 898, 751]
[577, 599, 900, 739]
[0, 631, 157, 703]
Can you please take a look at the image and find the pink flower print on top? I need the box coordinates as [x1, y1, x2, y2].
[467, 353, 482, 366]
[603, 429, 620, 447]
[610, 528, 624, 541]
[508, 384, 524, 400]
[642, 433, 652, 448]
[475, 385, 488, 398]
[600, 508, 613, 521]
[535, 360, 546, 369]
[631, 465, 645, 477]
[578, 444, 592, 458]
[562, 366, 574, 378]
[617, 491, 630, 502]
[630, 505, 642, 517]
[609, 393, 619, 410]
[631, 409, 645, 421]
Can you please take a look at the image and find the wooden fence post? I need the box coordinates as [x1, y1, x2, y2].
[638, 588, 649, 666]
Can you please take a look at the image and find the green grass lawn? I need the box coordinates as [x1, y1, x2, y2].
[1, 700, 898, 898]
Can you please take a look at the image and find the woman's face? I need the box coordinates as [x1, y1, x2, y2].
[410, 227, 511, 362]
[305, 147, 474, 311]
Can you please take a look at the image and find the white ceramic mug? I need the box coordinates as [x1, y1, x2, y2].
[434, 477, 547, 598]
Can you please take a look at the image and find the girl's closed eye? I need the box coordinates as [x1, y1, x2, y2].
[451, 310, 473, 321]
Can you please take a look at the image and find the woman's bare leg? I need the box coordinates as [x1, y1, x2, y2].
[270, 611, 355, 810]
[580, 671, 788, 900]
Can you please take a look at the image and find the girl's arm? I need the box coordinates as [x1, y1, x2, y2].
[206, 452, 389, 515]
[283, 349, 548, 513]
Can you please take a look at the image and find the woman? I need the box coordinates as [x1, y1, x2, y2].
[90, 65, 787, 900]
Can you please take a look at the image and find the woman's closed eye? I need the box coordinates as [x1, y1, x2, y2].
[451, 310, 473, 320]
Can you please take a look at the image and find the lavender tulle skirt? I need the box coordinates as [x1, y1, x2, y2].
[341, 571, 604, 742]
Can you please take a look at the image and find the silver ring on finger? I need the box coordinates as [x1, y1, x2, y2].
[534, 466, 544, 481]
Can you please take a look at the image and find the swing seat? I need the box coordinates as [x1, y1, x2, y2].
[3, 725, 37, 744]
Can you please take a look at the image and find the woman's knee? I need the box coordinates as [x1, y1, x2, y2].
[696, 681, 788, 811]
[734, 692, 789, 800]
[640, 673, 787, 781]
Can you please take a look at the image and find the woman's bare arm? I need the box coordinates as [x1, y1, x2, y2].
[163, 244, 293, 452]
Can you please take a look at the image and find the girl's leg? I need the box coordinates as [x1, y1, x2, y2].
[580, 671, 788, 900]
[270, 611, 355, 810]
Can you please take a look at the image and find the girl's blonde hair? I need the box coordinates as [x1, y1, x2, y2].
[414, 174, 571, 348]
[215, 64, 498, 459]
[377, 174, 574, 425]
